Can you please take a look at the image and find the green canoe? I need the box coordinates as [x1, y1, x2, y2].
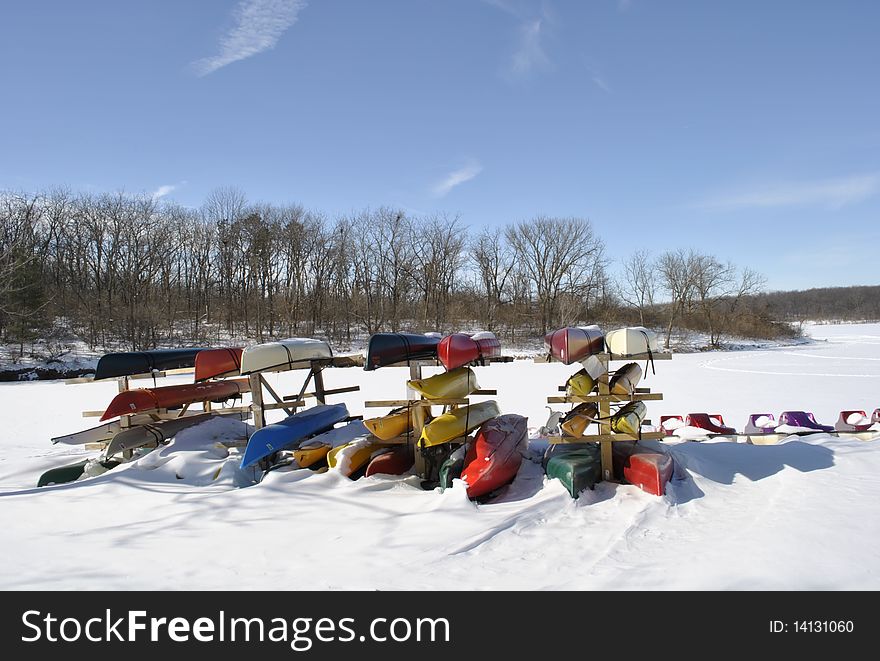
[543, 443, 601, 498]
[439, 444, 468, 490]
[37, 458, 120, 487]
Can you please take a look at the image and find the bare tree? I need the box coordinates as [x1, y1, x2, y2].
[657, 249, 698, 349]
[617, 249, 656, 325]
[471, 227, 515, 331]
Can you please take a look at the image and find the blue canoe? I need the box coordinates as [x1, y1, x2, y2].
[240, 404, 349, 468]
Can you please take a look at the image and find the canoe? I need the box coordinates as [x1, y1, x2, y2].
[364, 407, 416, 441]
[777, 410, 834, 432]
[543, 443, 601, 498]
[94, 348, 208, 380]
[544, 326, 605, 364]
[612, 441, 673, 496]
[104, 411, 247, 457]
[364, 333, 440, 371]
[240, 403, 349, 468]
[240, 338, 332, 375]
[439, 444, 468, 489]
[292, 420, 373, 467]
[327, 439, 385, 477]
[560, 402, 598, 437]
[407, 366, 479, 400]
[365, 445, 414, 477]
[605, 327, 659, 357]
[437, 332, 501, 370]
[52, 417, 149, 445]
[460, 414, 527, 498]
[685, 413, 737, 435]
[565, 369, 597, 397]
[609, 362, 643, 396]
[194, 347, 243, 381]
[419, 401, 501, 448]
[38, 458, 120, 487]
[100, 378, 250, 421]
[610, 401, 647, 436]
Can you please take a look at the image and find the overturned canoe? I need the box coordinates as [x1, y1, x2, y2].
[777, 410, 834, 432]
[835, 410, 873, 432]
[438, 332, 501, 371]
[94, 347, 208, 380]
[293, 441, 331, 468]
[240, 338, 333, 375]
[105, 411, 248, 457]
[609, 362, 643, 396]
[610, 401, 647, 436]
[38, 458, 120, 487]
[560, 402, 598, 438]
[612, 441, 673, 496]
[605, 327, 659, 357]
[460, 414, 527, 498]
[364, 333, 440, 371]
[543, 443, 601, 498]
[419, 401, 501, 448]
[240, 404, 349, 468]
[544, 326, 604, 365]
[100, 379, 250, 421]
[194, 347, 244, 381]
[365, 445, 414, 477]
[327, 438, 385, 478]
[407, 366, 479, 400]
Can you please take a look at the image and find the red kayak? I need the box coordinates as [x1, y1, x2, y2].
[612, 441, 673, 496]
[438, 332, 501, 371]
[365, 445, 414, 477]
[544, 326, 604, 364]
[194, 347, 243, 382]
[101, 378, 251, 420]
[460, 414, 527, 498]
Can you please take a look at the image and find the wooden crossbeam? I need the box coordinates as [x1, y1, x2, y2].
[547, 392, 663, 404]
[547, 431, 666, 444]
[364, 398, 462, 408]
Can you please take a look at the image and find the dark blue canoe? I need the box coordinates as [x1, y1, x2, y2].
[364, 333, 440, 371]
[240, 404, 350, 468]
[94, 348, 210, 380]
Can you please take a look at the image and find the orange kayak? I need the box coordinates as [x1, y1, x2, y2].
[194, 347, 243, 381]
[101, 378, 250, 420]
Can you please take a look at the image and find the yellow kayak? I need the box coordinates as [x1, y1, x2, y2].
[566, 369, 596, 397]
[609, 362, 642, 396]
[610, 401, 647, 436]
[364, 407, 416, 441]
[560, 402, 598, 437]
[327, 439, 386, 477]
[293, 441, 330, 468]
[419, 400, 500, 448]
[407, 366, 479, 401]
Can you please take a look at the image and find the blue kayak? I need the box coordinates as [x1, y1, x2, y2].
[240, 404, 349, 468]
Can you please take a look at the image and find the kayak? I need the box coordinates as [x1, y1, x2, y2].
[566, 368, 597, 397]
[364, 407, 417, 441]
[439, 444, 468, 489]
[610, 401, 647, 436]
[104, 411, 247, 457]
[240, 338, 333, 375]
[407, 366, 479, 400]
[543, 443, 601, 498]
[194, 347, 243, 381]
[365, 445, 414, 477]
[609, 362, 643, 396]
[94, 347, 208, 380]
[544, 326, 604, 364]
[100, 378, 250, 421]
[38, 458, 121, 487]
[364, 333, 440, 371]
[559, 402, 598, 437]
[419, 401, 501, 448]
[240, 404, 349, 468]
[293, 441, 331, 468]
[460, 414, 527, 498]
[612, 441, 673, 497]
[605, 327, 659, 357]
[327, 438, 385, 477]
[437, 332, 501, 370]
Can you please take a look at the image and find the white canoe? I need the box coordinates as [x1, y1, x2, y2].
[240, 338, 333, 375]
[605, 327, 660, 357]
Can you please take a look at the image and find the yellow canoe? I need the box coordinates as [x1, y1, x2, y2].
[566, 369, 596, 397]
[293, 441, 330, 468]
[419, 400, 500, 448]
[364, 407, 415, 441]
[609, 362, 642, 396]
[407, 366, 479, 401]
[610, 401, 647, 436]
[560, 402, 599, 437]
[327, 439, 385, 477]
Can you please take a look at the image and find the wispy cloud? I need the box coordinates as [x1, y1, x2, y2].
[432, 161, 483, 197]
[696, 172, 880, 211]
[511, 19, 550, 77]
[591, 75, 611, 93]
[191, 0, 307, 76]
[151, 184, 178, 200]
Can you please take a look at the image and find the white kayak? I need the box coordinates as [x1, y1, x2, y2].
[240, 338, 333, 375]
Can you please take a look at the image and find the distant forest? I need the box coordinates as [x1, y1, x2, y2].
[3, 186, 868, 361]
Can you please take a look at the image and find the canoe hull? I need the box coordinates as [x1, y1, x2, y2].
[327, 440, 383, 477]
[437, 332, 501, 370]
[605, 327, 659, 357]
[94, 348, 207, 380]
[105, 411, 247, 456]
[460, 414, 527, 498]
[407, 366, 479, 400]
[543, 443, 601, 498]
[559, 403, 598, 438]
[611, 401, 647, 436]
[240, 339, 332, 375]
[240, 404, 349, 468]
[365, 445, 414, 477]
[38, 459, 120, 487]
[419, 401, 501, 448]
[609, 362, 643, 396]
[101, 379, 250, 421]
[364, 408, 413, 441]
[612, 441, 673, 496]
[686, 413, 737, 435]
[544, 326, 604, 365]
[364, 333, 440, 371]
[194, 347, 243, 381]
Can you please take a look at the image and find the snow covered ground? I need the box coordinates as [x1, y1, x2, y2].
[0, 322, 878, 590]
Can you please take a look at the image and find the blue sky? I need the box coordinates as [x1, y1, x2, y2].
[1, 0, 878, 291]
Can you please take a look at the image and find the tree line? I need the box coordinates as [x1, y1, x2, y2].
[1, 186, 787, 358]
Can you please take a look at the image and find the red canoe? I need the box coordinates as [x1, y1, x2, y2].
[437, 332, 501, 371]
[460, 414, 528, 498]
[194, 347, 244, 382]
[101, 378, 251, 420]
[365, 445, 414, 477]
[544, 326, 604, 364]
[612, 441, 673, 497]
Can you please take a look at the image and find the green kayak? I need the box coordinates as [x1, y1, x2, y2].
[38, 458, 120, 487]
[543, 442, 601, 498]
[439, 444, 468, 490]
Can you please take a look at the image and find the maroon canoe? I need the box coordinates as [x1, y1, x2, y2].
[194, 347, 244, 382]
[438, 332, 501, 371]
[460, 414, 528, 498]
[365, 445, 414, 477]
[544, 326, 604, 364]
[101, 378, 251, 420]
[612, 441, 673, 497]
